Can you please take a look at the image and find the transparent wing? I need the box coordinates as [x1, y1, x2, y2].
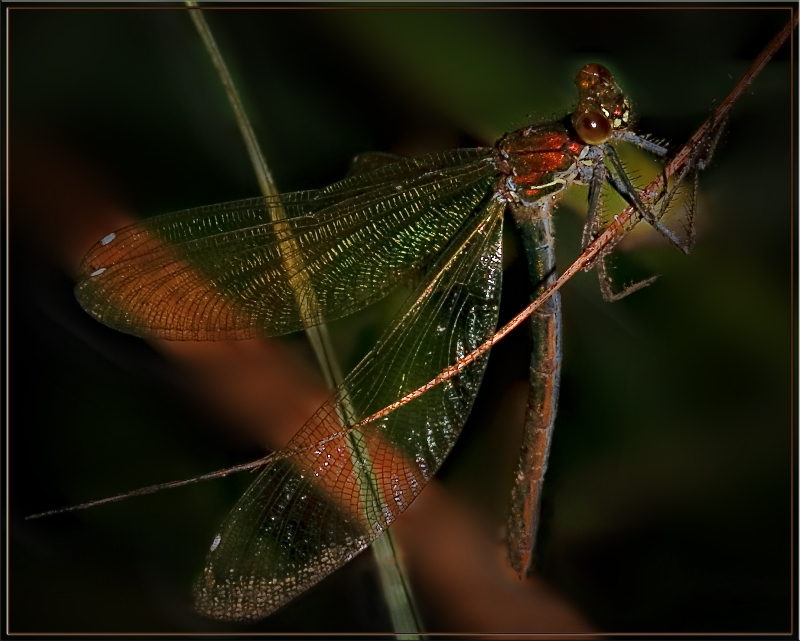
[75, 148, 496, 340]
[193, 197, 505, 621]
[346, 151, 407, 176]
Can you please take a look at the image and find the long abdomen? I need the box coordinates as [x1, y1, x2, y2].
[507, 200, 563, 578]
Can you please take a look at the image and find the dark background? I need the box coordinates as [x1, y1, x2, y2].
[8, 5, 795, 634]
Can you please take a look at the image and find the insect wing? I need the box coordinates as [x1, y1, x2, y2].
[346, 151, 407, 176]
[75, 148, 496, 340]
[193, 198, 505, 621]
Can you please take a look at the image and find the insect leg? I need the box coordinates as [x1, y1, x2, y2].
[595, 257, 659, 302]
[646, 112, 728, 254]
[613, 130, 669, 157]
[581, 152, 659, 301]
[602, 143, 694, 251]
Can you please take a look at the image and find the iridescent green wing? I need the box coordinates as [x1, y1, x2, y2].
[193, 197, 505, 621]
[75, 148, 496, 340]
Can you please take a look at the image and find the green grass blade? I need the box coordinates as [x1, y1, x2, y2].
[185, 5, 423, 634]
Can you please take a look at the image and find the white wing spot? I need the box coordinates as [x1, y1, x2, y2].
[210, 534, 221, 552]
[90, 268, 106, 277]
[100, 232, 116, 246]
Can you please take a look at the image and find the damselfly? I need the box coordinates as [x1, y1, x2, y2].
[29, 59, 718, 622]
[14, 7, 792, 632]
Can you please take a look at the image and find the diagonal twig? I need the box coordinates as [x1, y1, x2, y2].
[358, 13, 797, 423]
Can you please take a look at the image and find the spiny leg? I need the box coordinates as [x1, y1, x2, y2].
[580, 152, 660, 301]
[595, 256, 659, 302]
[619, 128, 696, 239]
[652, 113, 728, 253]
[614, 131, 669, 158]
[602, 143, 690, 253]
[589, 115, 726, 300]
[580, 149, 607, 252]
[653, 160, 699, 253]
[694, 111, 728, 172]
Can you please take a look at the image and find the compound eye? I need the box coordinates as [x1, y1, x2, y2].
[576, 63, 612, 89]
[574, 110, 613, 145]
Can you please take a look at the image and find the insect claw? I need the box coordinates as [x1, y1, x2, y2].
[602, 274, 659, 302]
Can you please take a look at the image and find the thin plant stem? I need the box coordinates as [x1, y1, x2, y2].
[185, 4, 423, 635]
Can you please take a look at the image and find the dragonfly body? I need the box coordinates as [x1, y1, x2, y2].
[492, 124, 582, 576]
[506, 200, 562, 577]
[42, 64, 695, 621]
[495, 125, 581, 202]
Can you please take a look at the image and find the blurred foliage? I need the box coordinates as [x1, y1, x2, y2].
[9, 6, 794, 633]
